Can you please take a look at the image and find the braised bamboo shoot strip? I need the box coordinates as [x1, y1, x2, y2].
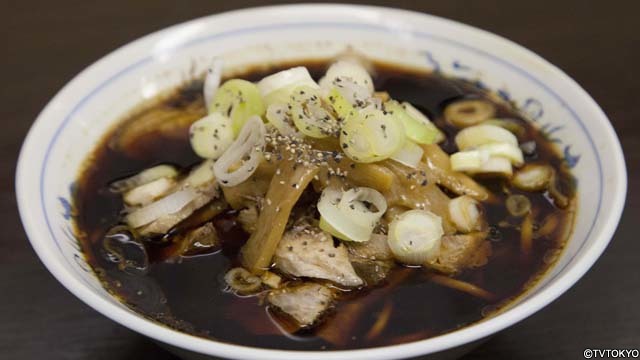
[313, 157, 395, 193]
[421, 144, 490, 200]
[381, 160, 456, 233]
[240, 159, 319, 274]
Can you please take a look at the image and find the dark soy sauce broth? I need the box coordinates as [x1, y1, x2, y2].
[73, 61, 575, 350]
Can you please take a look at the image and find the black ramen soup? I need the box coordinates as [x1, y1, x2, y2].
[74, 57, 576, 350]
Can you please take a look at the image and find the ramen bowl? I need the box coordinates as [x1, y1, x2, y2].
[16, 4, 626, 360]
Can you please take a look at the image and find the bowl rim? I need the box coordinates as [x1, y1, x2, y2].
[16, 4, 627, 360]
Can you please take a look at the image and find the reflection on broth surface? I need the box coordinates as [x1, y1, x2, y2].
[74, 60, 575, 350]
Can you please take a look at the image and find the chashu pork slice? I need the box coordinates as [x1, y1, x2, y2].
[274, 224, 363, 287]
[267, 282, 334, 327]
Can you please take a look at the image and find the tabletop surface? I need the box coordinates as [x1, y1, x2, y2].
[1, 1, 638, 359]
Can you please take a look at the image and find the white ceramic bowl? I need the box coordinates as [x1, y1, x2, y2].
[16, 4, 626, 360]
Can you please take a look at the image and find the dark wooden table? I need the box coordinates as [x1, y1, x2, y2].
[2, 1, 638, 359]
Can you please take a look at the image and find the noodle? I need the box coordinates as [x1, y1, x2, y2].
[365, 301, 393, 341]
[427, 273, 495, 301]
[521, 213, 534, 257]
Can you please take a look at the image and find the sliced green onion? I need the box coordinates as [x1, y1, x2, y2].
[213, 116, 265, 187]
[390, 140, 424, 168]
[317, 187, 376, 242]
[333, 78, 372, 107]
[448, 196, 482, 233]
[181, 159, 216, 189]
[257, 66, 318, 106]
[126, 188, 199, 228]
[123, 177, 176, 207]
[388, 209, 443, 265]
[468, 156, 513, 177]
[203, 58, 223, 110]
[365, 109, 406, 156]
[386, 101, 445, 144]
[319, 60, 374, 94]
[189, 113, 235, 159]
[289, 86, 337, 138]
[512, 164, 553, 191]
[109, 165, 178, 193]
[224, 267, 262, 294]
[319, 216, 352, 242]
[444, 99, 496, 128]
[455, 124, 518, 150]
[339, 112, 377, 162]
[482, 118, 526, 138]
[326, 87, 354, 119]
[506, 194, 532, 217]
[209, 79, 265, 135]
[450, 150, 490, 172]
[340, 108, 405, 163]
[337, 187, 387, 230]
[265, 103, 299, 136]
[476, 142, 524, 166]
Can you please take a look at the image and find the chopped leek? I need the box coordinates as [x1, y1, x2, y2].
[317, 187, 386, 242]
[109, 165, 178, 193]
[209, 79, 265, 135]
[444, 99, 496, 128]
[320, 60, 374, 94]
[476, 142, 524, 166]
[189, 113, 235, 159]
[390, 140, 424, 168]
[388, 210, 443, 265]
[337, 187, 387, 230]
[326, 87, 354, 119]
[455, 124, 518, 150]
[506, 194, 532, 217]
[451, 123, 522, 176]
[340, 107, 405, 163]
[125, 188, 199, 228]
[289, 86, 337, 138]
[265, 103, 299, 136]
[512, 164, 553, 191]
[123, 177, 176, 206]
[450, 150, 490, 172]
[333, 78, 372, 107]
[213, 116, 266, 187]
[181, 159, 216, 189]
[203, 58, 223, 110]
[257, 66, 318, 106]
[449, 196, 482, 233]
[386, 101, 444, 144]
[469, 156, 513, 177]
[482, 118, 526, 137]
